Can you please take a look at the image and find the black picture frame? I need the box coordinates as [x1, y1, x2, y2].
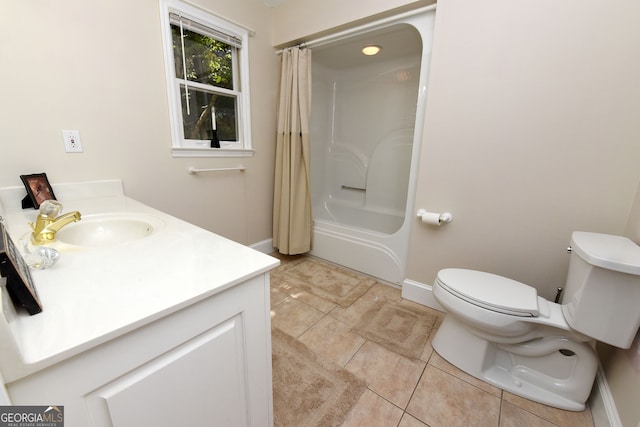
[20, 173, 57, 210]
[0, 223, 42, 315]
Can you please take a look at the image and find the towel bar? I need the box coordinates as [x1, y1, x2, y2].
[188, 166, 246, 174]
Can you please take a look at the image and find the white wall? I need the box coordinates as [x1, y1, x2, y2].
[414, 4, 640, 424]
[408, 0, 640, 300]
[0, 0, 278, 246]
[416, 0, 640, 426]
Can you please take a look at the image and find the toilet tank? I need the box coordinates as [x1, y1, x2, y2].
[562, 232, 640, 348]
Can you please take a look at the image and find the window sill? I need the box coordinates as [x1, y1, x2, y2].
[171, 147, 255, 158]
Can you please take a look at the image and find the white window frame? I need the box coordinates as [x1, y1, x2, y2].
[159, 0, 254, 158]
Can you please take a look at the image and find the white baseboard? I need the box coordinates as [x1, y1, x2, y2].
[401, 278, 445, 312]
[402, 279, 622, 427]
[592, 363, 622, 427]
[249, 238, 274, 255]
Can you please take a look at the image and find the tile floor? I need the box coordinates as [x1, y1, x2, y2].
[270, 254, 596, 427]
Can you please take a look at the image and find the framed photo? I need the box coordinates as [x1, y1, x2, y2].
[20, 173, 57, 209]
[0, 222, 42, 315]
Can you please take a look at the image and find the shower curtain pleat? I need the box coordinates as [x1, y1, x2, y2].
[273, 47, 312, 255]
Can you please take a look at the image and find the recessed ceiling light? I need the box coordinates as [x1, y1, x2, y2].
[362, 45, 382, 56]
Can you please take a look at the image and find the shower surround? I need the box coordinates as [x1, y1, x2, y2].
[308, 7, 436, 284]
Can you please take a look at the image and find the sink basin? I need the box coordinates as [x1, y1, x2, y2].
[56, 214, 164, 246]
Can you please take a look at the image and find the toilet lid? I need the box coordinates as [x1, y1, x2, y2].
[436, 269, 539, 317]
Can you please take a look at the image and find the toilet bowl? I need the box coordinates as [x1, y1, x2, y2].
[431, 232, 640, 411]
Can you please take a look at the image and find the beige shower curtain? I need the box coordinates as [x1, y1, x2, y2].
[273, 47, 312, 255]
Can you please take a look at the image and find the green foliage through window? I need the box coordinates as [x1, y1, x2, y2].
[170, 25, 233, 90]
[170, 24, 238, 142]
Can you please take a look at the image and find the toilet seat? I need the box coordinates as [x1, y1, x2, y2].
[436, 269, 539, 317]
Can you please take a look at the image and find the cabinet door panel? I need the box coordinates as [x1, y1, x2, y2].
[85, 315, 248, 427]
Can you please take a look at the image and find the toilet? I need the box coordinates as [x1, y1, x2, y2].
[432, 231, 640, 411]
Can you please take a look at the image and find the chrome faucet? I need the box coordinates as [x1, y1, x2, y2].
[29, 200, 81, 245]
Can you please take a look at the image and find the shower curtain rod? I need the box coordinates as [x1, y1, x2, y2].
[274, 3, 436, 55]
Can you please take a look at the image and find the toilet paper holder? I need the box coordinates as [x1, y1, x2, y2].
[416, 209, 453, 226]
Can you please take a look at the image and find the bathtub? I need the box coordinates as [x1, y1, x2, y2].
[311, 200, 408, 285]
[314, 200, 404, 236]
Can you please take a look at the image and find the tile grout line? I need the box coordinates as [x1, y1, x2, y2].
[401, 346, 435, 425]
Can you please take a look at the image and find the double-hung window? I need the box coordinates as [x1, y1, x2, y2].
[159, 0, 253, 157]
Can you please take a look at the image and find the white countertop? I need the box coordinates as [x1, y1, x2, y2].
[0, 180, 279, 381]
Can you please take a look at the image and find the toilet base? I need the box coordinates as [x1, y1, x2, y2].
[432, 315, 598, 411]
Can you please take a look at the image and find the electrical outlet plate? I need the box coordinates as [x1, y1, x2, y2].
[62, 130, 83, 153]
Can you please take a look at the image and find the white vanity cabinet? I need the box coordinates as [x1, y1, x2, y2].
[0, 180, 278, 427]
[5, 273, 273, 427]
